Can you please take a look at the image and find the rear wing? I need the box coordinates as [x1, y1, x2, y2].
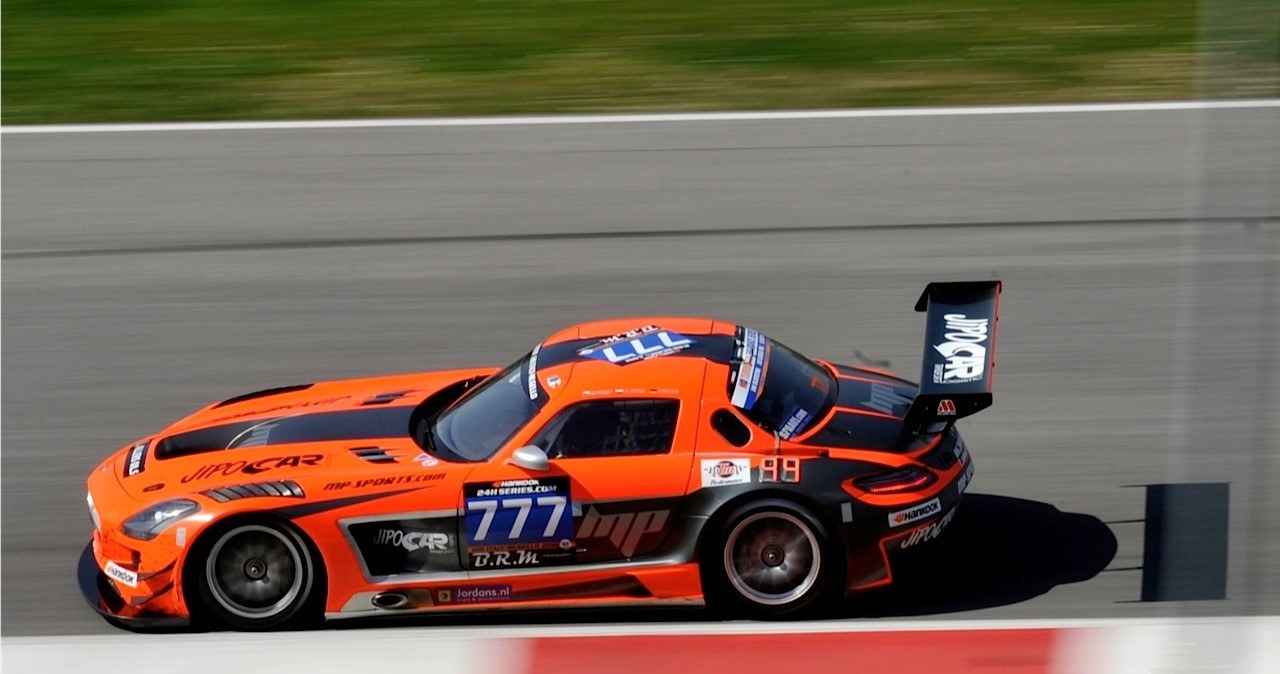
[903, 281, 1002, 427]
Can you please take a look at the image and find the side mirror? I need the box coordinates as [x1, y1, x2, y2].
[508, 445, 550, 471]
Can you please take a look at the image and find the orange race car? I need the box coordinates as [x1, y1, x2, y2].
[80, 281, 1000, 630]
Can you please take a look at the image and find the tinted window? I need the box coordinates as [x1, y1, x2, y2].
[431, 354, 542, 461]
[727, 328, 837, 439]
[711, 409, 752, 447]
[534, 400, 678, 459]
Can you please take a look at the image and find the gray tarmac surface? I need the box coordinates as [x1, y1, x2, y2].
[3, 106, 1278, 636]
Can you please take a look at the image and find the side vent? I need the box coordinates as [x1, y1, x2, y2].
[202, 480, 305, 503]
[349, 446, 400, 464]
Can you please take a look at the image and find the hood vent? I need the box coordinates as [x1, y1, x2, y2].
[349, 446, 400, 464]
[202, 480, 305, 503]
[361, 390, 412, 405]
[214, 384, 313, 409]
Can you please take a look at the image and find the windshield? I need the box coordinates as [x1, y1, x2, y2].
[727, 327, 836, 439]
[431, 352, 543, 461]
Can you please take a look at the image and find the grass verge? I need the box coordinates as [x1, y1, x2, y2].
[3, 0, 1270, 124]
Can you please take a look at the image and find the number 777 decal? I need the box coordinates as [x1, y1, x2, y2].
[463, 477, 576, 567]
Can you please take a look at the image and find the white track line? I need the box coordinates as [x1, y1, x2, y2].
[3, 100, 1277, 134]
[3, 617, 1278, 674]
[0, 615, 1272, 641]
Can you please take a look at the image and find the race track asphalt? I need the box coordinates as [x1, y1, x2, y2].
[3, 104, 1277, 636]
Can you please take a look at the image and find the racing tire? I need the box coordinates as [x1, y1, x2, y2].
[703, 499, 840, 619]
[190, 519, 323, 630]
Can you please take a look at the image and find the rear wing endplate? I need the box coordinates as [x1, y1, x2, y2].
[904, 281, 1002, 427]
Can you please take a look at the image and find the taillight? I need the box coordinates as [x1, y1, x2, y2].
[854, 466, 937, 494]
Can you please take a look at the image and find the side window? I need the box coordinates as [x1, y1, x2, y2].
[711, 409, 752, 447]
[533, 399, 678, 459]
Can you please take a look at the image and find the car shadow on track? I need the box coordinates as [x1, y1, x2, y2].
[329, 493, 1116, 630]
[842, 493, 1117, 617]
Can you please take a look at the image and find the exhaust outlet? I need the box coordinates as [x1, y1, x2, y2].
[371, 592, 410, 609]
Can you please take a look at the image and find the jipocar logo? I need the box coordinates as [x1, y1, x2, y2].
[374, 529, 451, 553]
[180, 454, 324, 483]
[932, 314, 989, 384]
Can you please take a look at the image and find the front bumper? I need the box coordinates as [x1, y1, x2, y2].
[78, 543, 189, 629]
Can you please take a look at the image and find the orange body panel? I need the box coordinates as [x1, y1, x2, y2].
[82, 315, 980, 626]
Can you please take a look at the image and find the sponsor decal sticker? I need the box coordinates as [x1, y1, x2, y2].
[730, 328, 769, 410]
[937, 399, 957, 416]
[349, 519, 457, 575]
[900, 507, 958, 549]
[701, 458, 750, 487]
[124, 441, 149, 478]
[209, 396, 350, 423]
[576, 506, 670, 557]
[435, 585, 512, 605]
[888, 497, 942, 528]
[777, 407, 812, 439]
[323, 473, 444, 491]
[577, 325, 696, 365]
[470, 549, 543, 568]
[932, 313, 990, 384]
[464, 477, 575, 564]
[180, 454, 325, 483]
[374, 529, 451, 553]
[104, 561, 138, 588]
[864, 384, 911, 416]
[527, 343, 541, 400]
[547, 374, 562, 389]
[412, 452, 439, 468]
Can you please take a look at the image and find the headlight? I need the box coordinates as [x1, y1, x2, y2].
[87, 492, 101, 532]
[120, 499, 201, 541]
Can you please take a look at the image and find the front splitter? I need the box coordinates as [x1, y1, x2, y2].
[77, 543, 190, 630]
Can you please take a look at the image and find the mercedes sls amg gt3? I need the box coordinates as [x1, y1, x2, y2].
[80, 281, 1000, 629]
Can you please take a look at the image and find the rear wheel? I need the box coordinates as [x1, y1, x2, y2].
[704, 499, 839, 618]
[193, 520, 320, 630]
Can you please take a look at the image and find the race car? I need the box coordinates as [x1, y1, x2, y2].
[80, 281, 1000, 630]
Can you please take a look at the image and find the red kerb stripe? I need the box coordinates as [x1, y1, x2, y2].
[528, 629, 1059, 674]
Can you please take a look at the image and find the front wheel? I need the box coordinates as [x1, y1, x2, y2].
[192, 520, 321, 630]
[704, 499, 840, 618]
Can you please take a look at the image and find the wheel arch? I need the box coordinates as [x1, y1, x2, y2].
[179, 509, 328, 628]
[694, 489, 847, 616]
[694, 488, 844, 566]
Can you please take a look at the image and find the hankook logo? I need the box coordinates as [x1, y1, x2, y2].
[888, 498, 942, 528]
